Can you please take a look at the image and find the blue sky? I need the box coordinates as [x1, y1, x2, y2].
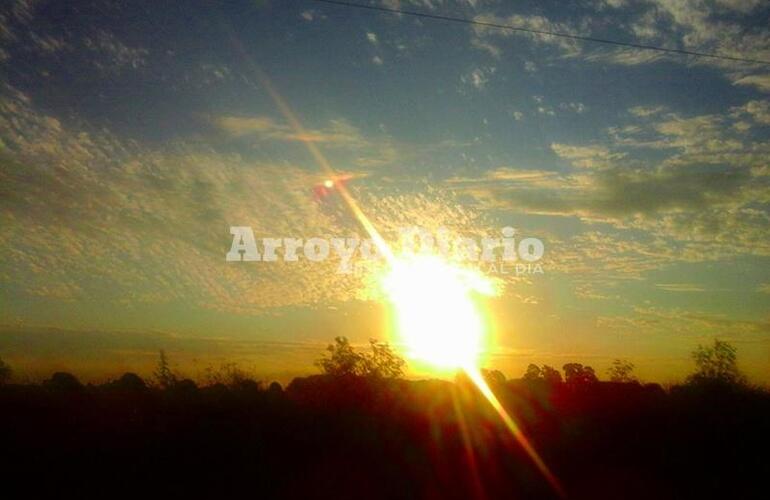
[0, 0, 769, 383]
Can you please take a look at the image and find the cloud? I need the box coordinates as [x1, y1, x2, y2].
[384, 1, 487, 12]
[460, 66, 495, 90]
[448, 98, 770, 270]
[366, 32, 378, 44]
[651, 114, 745, 154]
[733, 74, 770, 93]
[29, 32, 69, 53]
[480, 159, 764, 226]
[732, 100, 770, 125]
[0, 86, 389, 313]
[655, 283, 708, 292]
[82, 30, 148, 72]
[300, 10, 325, 22]
[714, 0, 762, 13]
[470, 12, 586, 58]
[629, 105, 667, 117]
[470, 37, 501, 58]
[211, 114, 403, 168]
[576, 0, 770, 73]
[0, 4, 147, 75]
[214, 115, 364, 145]
[609, 110, 757, 162]
[586, 165, 749, 216]
[583, 47, 666, 66]
[448, 167, 570, 191]
[598, 306, 770, 342]
[551, 143, 625, 169]
[559, 102, 588, 114]
[596, 0, 627, 8]
[0, 85, 506, 313]
[524, 60, 537, 73]
[213, 115, 283, 138]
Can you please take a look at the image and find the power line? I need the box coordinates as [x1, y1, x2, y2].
[308, 0, 770, 66]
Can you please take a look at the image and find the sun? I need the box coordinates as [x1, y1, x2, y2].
[381, 254, 495, 370]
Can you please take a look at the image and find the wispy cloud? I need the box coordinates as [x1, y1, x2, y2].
[655, 283, 708, 293]
[551, 143, 625, 169]
[733, 74, 770, 93]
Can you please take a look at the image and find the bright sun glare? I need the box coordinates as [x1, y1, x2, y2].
[382, 254, 495, 370]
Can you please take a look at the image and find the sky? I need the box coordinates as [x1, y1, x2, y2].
[0, 0, 769, 384]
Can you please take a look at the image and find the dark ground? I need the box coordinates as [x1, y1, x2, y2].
[1, 374, 768, 499]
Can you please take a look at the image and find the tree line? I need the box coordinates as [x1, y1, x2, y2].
[0, 338, 753, 391]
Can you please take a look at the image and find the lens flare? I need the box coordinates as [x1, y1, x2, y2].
[236, 51, 564, 497]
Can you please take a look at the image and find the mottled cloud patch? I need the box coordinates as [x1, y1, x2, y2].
[551, 143, 626, 169]
[82, 30, 148, 72]
[0, 85, 509, 313]
[471, 12, 586, 58]
[0, 86, 384, 313]
[629, 105, 667, 117]
[446, 96, 770, 286]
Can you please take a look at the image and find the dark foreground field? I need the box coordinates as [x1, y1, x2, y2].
[1, 374, 768, 499]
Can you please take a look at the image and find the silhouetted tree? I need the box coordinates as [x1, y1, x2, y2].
[607, 359, 637, 383]
[541, 365, 563, 384]
[687, 339, 745, 386]
[522, 364, 563, 384]
[0, 356, 11, 384]
[316, 337, 365, 376]
[563, 363, 598, 385]
[362, 339, 406, 379]
[523, 364, 542, 381]
[482, 368, 506, 387]
[173, 378, 198, 393]
[204, 362, 260, 389]
[110, 372, 147, 391]
[43, 372, 82, 391]
[316, 336, 405, 378]
[153, 350, 177, 389]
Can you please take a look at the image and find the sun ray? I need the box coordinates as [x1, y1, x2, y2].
[231, 46, 564, 497]
[465, 368, 566, 498]
[451, 387, 486, 499]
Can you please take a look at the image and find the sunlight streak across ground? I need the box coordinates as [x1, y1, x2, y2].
[466, 367, 566, 498]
